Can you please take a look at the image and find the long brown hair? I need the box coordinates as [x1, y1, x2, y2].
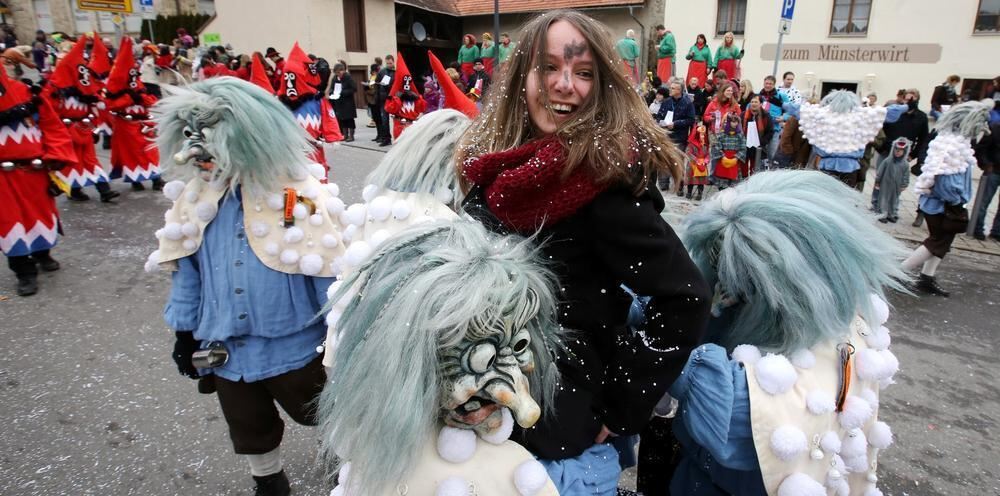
[456, 10, 683, 194]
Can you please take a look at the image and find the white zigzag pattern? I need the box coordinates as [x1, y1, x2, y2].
[120, 162, 161, 182]
[0, 125, 43, 146]
[64, 97, 89, 112]
[56, 165, 110, 187]
[0, 214, 59, 254]
[296, 113, 320, 131]
[125, 105, 146, 115]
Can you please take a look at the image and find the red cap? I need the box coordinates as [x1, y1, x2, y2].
[428, 50, 477, 119]
[88, 35, 112, 77]
[249, 52, 275, 95]
[280, 42, 319, 99]
[106, 37, 144, 94]
[49, 36, 99, 95]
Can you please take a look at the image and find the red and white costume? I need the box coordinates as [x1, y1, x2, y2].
[278, 43, 342, 176]
[88, 35, 114, 139]
[383, 52, 425, 140]
[105, 37, 160, 183]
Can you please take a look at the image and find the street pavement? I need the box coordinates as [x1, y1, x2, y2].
[1, 123, 998, 495]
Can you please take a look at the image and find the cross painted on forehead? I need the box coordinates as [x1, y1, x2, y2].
[563, 39, 587, 63]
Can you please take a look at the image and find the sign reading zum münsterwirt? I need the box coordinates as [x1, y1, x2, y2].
[760, 43, 941, 63]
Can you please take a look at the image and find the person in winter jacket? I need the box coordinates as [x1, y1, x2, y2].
[328, 63, 357, 142]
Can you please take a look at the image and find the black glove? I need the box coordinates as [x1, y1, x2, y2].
[172, 331, 201, 379]
[739, 49, 745, 56]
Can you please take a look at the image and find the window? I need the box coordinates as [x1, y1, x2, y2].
[343, 0, 367, 52]
[975, 0, 1000, 33]
[830, 0, 871, 36]
[716, 0, 746, 36]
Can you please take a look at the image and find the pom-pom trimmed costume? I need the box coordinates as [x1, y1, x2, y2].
[798, 91, 887, 183]
[105, 37, 161, 184]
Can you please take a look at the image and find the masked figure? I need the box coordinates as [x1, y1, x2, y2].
[383, 52, 426, 140]
[148, 77, 346, 496]
[44, 35, 118, 202]
[105, 37, 163, 191]
[798, 90, 888, 187]
[87, 35, 114, 153]
[0, 68, 78, 295]
[669, 170, 909, 495]
[278, 42, 342, 177]
[319, 221, 561, 496]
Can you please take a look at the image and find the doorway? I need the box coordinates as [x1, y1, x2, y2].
[820, 81, 859, 99]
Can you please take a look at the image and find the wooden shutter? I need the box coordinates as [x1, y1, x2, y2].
[344, 0, 367, 52]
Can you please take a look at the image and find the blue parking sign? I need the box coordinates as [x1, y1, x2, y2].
[781, 0, 795, 20]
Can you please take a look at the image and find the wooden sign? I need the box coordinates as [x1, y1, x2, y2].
[77, 0, 133, 13]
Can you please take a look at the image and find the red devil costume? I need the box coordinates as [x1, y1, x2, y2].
[88, 35, 115, 147]
[383, 52, 425, 141]
[428, 50, 478, 120]
[45, 36, 118, 202]
[249, 53, 275, 95]
[1, 68, 78, 296]
[278, 42, 342, 176]
[105, 37, 162, 190]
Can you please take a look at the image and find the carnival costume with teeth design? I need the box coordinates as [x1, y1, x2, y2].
[319, 221, 561, 496]
[0, 66, 78, 296]
[104, 37, 161, 184]
[44, 35, 112, 192]
[798, 90, 887, 177]
[151, 77, 344, 494]
[278, 42, 342, 175]
[383, 52, 427, 140]
[671, 171, 909, 496]
[87, 35, 114, 141]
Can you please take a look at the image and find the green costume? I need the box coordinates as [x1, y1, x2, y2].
[498, 41, 516, 63]
[480, 43, 497, 60]
[616, 37, 641, 67]
[658, 32, 676, 58]
[714, 44, 744, 64]
[686, 44, 713, 66]
[458, 45, 480, 64]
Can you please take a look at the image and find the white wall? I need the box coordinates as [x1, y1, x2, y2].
[663, 0, 1000, 104]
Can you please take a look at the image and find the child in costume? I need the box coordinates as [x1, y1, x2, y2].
[383, 52, 426, 141]
[44, 35, 118, 202]
[797, 91, 887, 187]
[1, 69, 78, 296]
[671, 170, 909, 496]
[684, 123, 710, 200]
[147, 77, 345, 496]
[319, 221, 561, 496]
[902, 100, 992, 297]
[277, 43, 343, 176]
[104, 37, 163, 191]
[874, 138, 911, 224]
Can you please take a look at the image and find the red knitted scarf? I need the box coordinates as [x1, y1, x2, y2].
[464, 136, 606, 233]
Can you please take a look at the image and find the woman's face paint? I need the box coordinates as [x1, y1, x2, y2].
[525, 20, 594, 136]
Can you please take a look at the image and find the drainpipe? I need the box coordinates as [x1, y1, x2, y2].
[628, 6, 645, 84]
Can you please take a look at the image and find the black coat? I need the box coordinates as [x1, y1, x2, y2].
[374, 68, 394, 105]
[330, 74, 357, 118]
[656, 95, 696, 146]
[464, 175, 711, 459]
[880, 107, 929, 160]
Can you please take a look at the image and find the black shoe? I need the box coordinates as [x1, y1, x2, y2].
[973, 232, 986, 241]
[378, 139, 391, 147]
[131, 182, 145, 191]
[68, 189, 91, 201]
[100, 190, 121, 203]
[990, 234, 1000, 242]
[253, 470, 290, 496]
[151, 178, 165, 191]
[371, 136, 381, 142]
[917, 274, 950, 297]
[685, 191, 693, 199]
[911, 214, 924, 228]
[33, 255, 60, 272]
[16, 275, 38, 296]
[878, 217, 890, 223]
[676, 189, 684, 197]
[889, 217, 898, 223]
[694, 191, 702, 201]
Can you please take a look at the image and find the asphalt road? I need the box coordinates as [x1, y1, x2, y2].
[1, 125, 998, 495]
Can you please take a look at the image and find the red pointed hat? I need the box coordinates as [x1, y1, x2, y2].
[106, 37, 144, 94]
[249, 52, 275, 95]
[279, 42, 319, 99]
[0, 64, 35, 112]
[88, 35, 112, 77]
[428, 50, 477, 119]
[49, 36, 99, 95]
[389, 52, 415, 97]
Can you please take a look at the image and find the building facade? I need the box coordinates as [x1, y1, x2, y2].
[662, 0, 1000, 105]
[3, 0, 215, 42]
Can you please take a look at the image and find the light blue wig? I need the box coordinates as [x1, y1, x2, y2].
[152, 76, 314, 194]
[317, 220, 563, 494]
[935, 99, 993, 141]
[682, 170, 909, 355]
[820, 89, 861, 113]
[365, 109, 471, 209]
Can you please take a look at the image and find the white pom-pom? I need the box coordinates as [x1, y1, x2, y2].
[280, 249, 300, 265]
[855, 348, 886, 381]
[292, 203, 309, 220]
[513, 459, 549, 496]
[436, 477, 471, 496]
[770, 425, 808, 461]
[147, 250, 161, 262]
[342, 224, 358, 243]
[879, 350, 899, 379]
[412, 215, 435, 224]
[181, 222, 199, 238]
[300, 254, 324, 275]
[859, 388, 879, 410]
[182, 239, 197, 251]
[479, 408, 515, 445]
[435, 188, 455, 204]
[437, 426, 476, 463]
[343, 203, 366, 226]
[790, 349, 816, 369]
[777, 473, 825, 496]
[325, 197, 346, 216]
[250, 221, 270, 238]
[324, 182, 340, 197]
[162, 180, 186, 201]
[265, 242, 280, 256]
[343, 241, 372, 267]
[863, 485, 883, 496]
[827, 476, 849, 496]
[325, 308, 342, 327]
[869, 294, 889, 324]
[291, 167, 309, 181]
[839, 395, 874, 430]
[308, 163, 327, 180]
[266, 193, 284, 211]
[806, 390, 836, 415]
[326, 280, 343, 301]
[163, 222, 184, 240]
[866, 326, 891, 351]
[878, 376, 895, 390]
[321, 233, 339, 249]
[284, 226, 305, 244]
[329, 257, 344, 277]
[840, 428, 868, 458]
[370, 229, 391, 248]
[361, 184, 379, 202]
[154, 228, 164, 239]
[338, 462, 351, 486]
[844, 454, 869, 473]
[868, 421, 893, 449]
[820, 430, 842, 454]
[301, 186, 320, 200]
[143, 260, 159, 273]
[755, 354, 798, 395]
[391, 199, 411, 220]
[731, 344, 761, 365]
[309, 213, 325, 226]
[367, 196, 392, 221]
[185, 190, 199, 203]
[195, 202, 218, 222]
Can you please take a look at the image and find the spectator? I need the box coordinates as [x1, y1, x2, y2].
[655, 24, 675, 83]
[2, 46, 35, 78]
[446, 67, 465, 94]
[616, 29, 640, 86]
[374, 54, 395, 146]
[705, 81, 746, 189]
[479, 32, 496, 75]
[656, 80, 695, 190]
[466, 57, 491, 98]
[643, 76, 662, 105]
[713, 31, 743, 80]
[175, 28, 194, 48]
[774, 102, 812, 169]
[2, 26, 18, 49]
[684, 33, 712, 89]
[930, 74, 961, 120]
[265, 47, 284, 87]
[31, 30, 49, 70]
[758, 75, 789, 161]
[648, 86, 666, 116]
[498, 33, 516, 64]
[174, 48, 193, 81]
[864, 92, 878, 107]
[688, 76, 708, 118]
[422, 76, 441, 112]
[880, 88, 929, 163]
[743, 94, 773, 175]
[363, 63, 379, 128]
[457, 34, 479, 82]
[738, 78, 754, 110]
[973, 117, 1000, 241]
[779, 70, 803, 105]
[329, 63, 357, 142]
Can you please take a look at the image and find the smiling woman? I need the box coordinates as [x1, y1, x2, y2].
[457, 9, 712, 495]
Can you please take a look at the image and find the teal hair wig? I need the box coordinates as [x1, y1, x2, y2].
[934, 100, 993, 141]
[365, 109, 471, 209]
[317, 220, 563, 494]
[682, 170, 909, 355]
[820, 89, 861, 113]
[152, 76, 314, 194]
